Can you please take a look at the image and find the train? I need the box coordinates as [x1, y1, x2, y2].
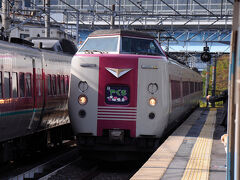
[0, 37, 77, 162]
[68, 29, 202, 159]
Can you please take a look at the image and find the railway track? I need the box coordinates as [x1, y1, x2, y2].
[1, 111, 195, 180]
[1, 146, 141, 180]
[47, 158, 143, 180]
[8, 148, 80, 180]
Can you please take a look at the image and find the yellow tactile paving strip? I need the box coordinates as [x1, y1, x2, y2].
[181, 108, 216, 180]
[131, 110, 202, 180]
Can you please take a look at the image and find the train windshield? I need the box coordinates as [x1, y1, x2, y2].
[121, 37, 164, 56]
[79, 37, 119, 53]
[32, 39, 63, 52]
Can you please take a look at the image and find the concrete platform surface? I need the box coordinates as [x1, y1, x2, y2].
[131, 108, 226, 180]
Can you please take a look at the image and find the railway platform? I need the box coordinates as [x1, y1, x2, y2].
[131, 108, 227, 180]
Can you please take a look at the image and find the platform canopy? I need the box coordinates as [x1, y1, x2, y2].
[12, 0, 233, 53]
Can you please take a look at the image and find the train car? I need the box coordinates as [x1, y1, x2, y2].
[68, 29, 202, 159]
[0, 37, 77, 162]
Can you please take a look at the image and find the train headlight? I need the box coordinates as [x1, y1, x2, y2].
[149, 97, 157, 107]
[78, 94, 88, 105]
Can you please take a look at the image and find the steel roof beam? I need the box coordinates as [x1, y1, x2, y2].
[129, 16, 143, 26]
[95, 1, 113, 12]
[159, 0, 182, 16]
[221, 32, 231, 40]
[192, 0, 215, 16]
[186, 31, 202, 41]
[175, 32, 186, 40]
[59, 0, 80, 13]
[128, 0, 148, 15]
[226, 0, 233, 5]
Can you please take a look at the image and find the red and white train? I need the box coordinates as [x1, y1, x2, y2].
[68, 29, 202, 158]
[0, 37, 77, 162]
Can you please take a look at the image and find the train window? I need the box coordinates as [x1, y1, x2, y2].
[20, 73, 25, 97]
[80, 37, 119, 53]
[171, 80, 181, 100]
[0, 72, 2, 99]
[65, 75, 69, 93]
[121, 37, 164, 56]
[4, 72, 10, 98]
[198, 82, 202, 92]
[52, 75, 56, 95]
[66, 76, 69, 93]
[61, 75, 64, 94]
[182, 81, 189, 96]
[47, 75, 52, 95]
[190, 82, 194, 94]
[26, 74, 32, 97]
[195, 82, 198, 92]
[12, 72, 18, 98]
[57, 75, 60, 95]
[38, 74, 42, 96]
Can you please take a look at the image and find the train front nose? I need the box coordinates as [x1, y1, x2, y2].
[96, 56, 138, 139]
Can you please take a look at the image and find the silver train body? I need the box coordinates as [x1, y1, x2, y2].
[0, 37, 77, 162]
[68, 29, 202, 154]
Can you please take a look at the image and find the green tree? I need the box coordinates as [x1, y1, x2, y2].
[201, 54, 229, 107]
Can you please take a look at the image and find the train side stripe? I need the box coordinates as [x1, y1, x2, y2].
[98, 113, 136, 116]
[98, 106, 137, 110]
[0, 108, 42, 117]
[98, 110, 137, 113]
[98, 118, 137, 121]
[98, 116, 136, 119]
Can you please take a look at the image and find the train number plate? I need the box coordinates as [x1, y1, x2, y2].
[105, 85, 129, 105]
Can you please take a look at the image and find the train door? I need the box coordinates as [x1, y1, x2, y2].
[34, 58, 44, 111]
[27, 56, 45, 130]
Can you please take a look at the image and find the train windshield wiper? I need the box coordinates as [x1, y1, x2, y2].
[83, 50, 108, 54]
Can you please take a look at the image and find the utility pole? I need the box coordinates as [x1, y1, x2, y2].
[110, 4, 115, 29]
[76, 11, 79, 45]
[2, 0, 10, 37]
[44, 0, 50, 38]
[205, 61, 210, 107]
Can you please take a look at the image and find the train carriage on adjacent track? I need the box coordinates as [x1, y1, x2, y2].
[69, 29, 202, 159]
[0, 37, 77, 162]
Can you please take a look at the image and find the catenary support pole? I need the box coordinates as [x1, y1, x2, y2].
[2, 0, 10, 37]
[45, 0, 50, 38]
[111, 4, 115, 29]
[211, 56, 217, 107]
[76, 11, 79, 45]
[205, 61, 210, 107]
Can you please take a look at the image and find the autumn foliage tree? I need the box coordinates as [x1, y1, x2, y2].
[202, 54, 229, 96]
[201, 54, 229, 107]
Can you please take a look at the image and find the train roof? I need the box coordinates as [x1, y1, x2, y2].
[27, 37, 77, 55]
[89, 29, 155, 39]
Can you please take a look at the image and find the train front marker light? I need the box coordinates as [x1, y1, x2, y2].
[79, 110, 86, 118]
[78, 81, 88, 92]
[149, 112, 155, 119]
[149, 97, 157, 106]
[148, 83, 158, 94]
[78, 95, 88, 105]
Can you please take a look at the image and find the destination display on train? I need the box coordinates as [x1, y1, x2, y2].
[105, 85, 129, 105]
